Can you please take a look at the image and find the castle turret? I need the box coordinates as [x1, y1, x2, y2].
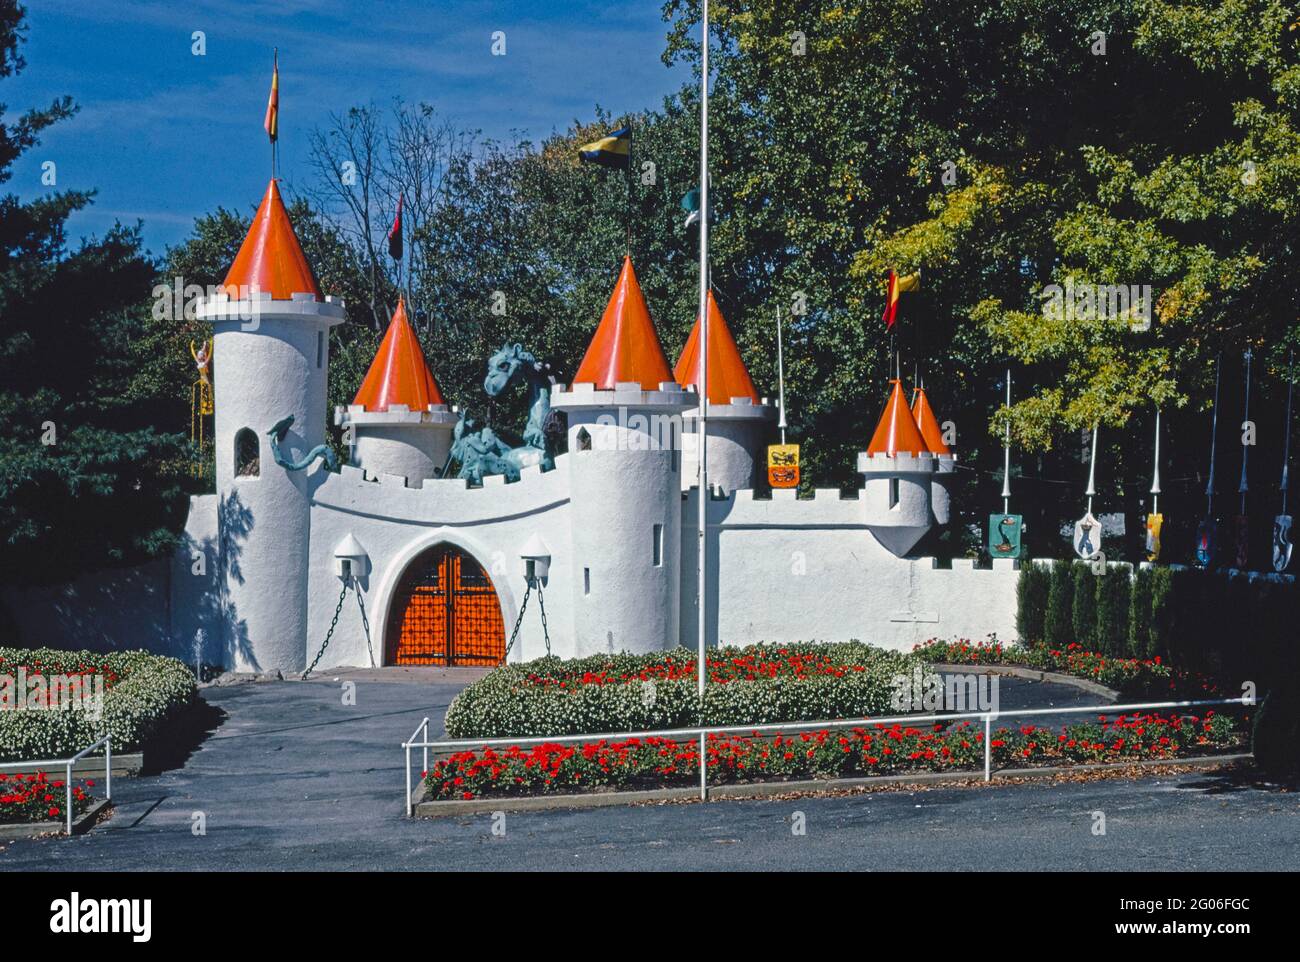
[857, 379, 935, 556]
[550, 257, 694, 655]
[911, 385, 956, 525]
[674, 290, 777, 493]
[198, 179, 345, 672]
[334, 296, 456, 487]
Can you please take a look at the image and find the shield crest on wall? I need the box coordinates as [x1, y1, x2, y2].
[767, 443, 800, 489]
[988, 514, 1023, 560]
[1145, 513, 1163, 562]
[1274, 515, 1294, 572]
[1195, 518, 1217, 567]
[1073, 512, 1102, 560]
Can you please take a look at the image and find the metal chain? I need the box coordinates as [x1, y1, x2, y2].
[302, 580, 350, 681]
[500, 581, 532, 665]
[536, 580, 551, 657]
[355, 583, 376, 668]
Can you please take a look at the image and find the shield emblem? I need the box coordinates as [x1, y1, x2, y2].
[1145, 513, 1163, 562]
[1195, 518, 1217, 567]
[988, 514, 1023, 559]
[1274, 515, 1294, 572]
[1073, 512, 1102, 560]
[1233, 515, 1250, 570]
[767, 443, 800, 489]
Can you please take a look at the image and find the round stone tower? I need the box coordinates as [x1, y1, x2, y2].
[198, 179, 345, 673]
[334, 296, 456, 487]
[911, 384, 957, 525]
[551, 257, 695, 655]
[674, 290, 776, 493]
[857, 379, 936, 556]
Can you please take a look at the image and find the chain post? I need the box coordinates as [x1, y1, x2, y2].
[536, 580, 551, 656]
[303, 578, 350, 681]
[500, 582, 532, 665]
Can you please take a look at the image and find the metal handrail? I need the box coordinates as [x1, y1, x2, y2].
[402, 696, 1253, 812]
[0, 734, 113, 835]
[401, 717, 430, 817]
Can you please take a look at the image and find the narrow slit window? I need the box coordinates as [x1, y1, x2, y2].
[235, 428, 259, 478]
[889, 478, 900, 509]
[583, 567, 591, 595]
[576, 427, 592, 452]
[316, 330, 325, 368]
[652, 524, 663, 566]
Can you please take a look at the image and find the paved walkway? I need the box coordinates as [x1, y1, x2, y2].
[1, 672, 1296, 871]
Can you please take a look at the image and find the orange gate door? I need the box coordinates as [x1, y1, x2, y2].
[387, 545, 506, 666]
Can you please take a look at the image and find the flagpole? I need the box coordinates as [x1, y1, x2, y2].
[776, 306, 787, 446]
[1002, 368, 1012, 515]
[696, 0, 710, 747]
[1239, 348, 1252, 514]
[1151, 408, 1161, 516]
[1282, 349, 1294, 517]
[1207, 354, 1221, 518]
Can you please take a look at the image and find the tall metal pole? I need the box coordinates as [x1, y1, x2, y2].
[776, 306, 787, 445]
[1085, 424, 1099, 516]
[1001, 368, 1011, 514]
[695, 0, 711, 799]
[1151, 408, 1161, 516]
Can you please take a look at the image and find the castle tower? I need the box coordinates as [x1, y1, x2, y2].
[197, 179, 346, 673]
[334, 296, 456, 487]
[673, 290, 777, 493]
[550, 257, 694, 655]
[857, 379, 935, 556]
[911, 385, 957, 525]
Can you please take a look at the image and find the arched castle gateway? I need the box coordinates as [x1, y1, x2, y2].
[4, 178, 1020, 671]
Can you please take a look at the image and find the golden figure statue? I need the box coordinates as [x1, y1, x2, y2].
[190, 339, 214, 475]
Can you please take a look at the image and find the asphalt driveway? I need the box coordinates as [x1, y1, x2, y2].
[1, 670, 1295, 871]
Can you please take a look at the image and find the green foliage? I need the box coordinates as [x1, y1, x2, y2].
[1070, 563, 1098, 649]
[1044, 559, 1076, 647]
[0, 7, 192, 585]
[1129, 565, 1155, 659]
[0, 647, 198, 761]
[1095, 565, 1131, 655]
[1016, 561, 1051, 643]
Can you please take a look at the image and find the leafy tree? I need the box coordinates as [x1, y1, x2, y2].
[0, 1, 191, 586]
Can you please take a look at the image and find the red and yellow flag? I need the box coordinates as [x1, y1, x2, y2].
[881, 269, 920, 329]
[264, 51, 279, 143]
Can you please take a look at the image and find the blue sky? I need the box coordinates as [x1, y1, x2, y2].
[5, 0, 687, 256]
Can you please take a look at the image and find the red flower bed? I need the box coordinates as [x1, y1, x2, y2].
[913, 639, 1223, 697]
[426, 710, 1243, 800]
[524, 650, 869, 688]
[0, 771, 95, 824]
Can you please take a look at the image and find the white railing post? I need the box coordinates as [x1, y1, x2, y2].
[65, 759, 73, 835]
[422, 718, 429, 782]
[405, 743, 413, 817]
[983, 714, 992, 782]
[105, 735, 112, 802]
[699, 730, 708, 801]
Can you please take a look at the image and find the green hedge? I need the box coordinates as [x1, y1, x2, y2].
[1016, 563, 1300, 689]
[0, 648, 198, 761]
[444, 642, 919, 739]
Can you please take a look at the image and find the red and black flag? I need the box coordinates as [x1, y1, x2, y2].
[388, 193, 403, 261]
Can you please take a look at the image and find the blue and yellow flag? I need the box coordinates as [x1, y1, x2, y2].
[578, 127, 631, 169]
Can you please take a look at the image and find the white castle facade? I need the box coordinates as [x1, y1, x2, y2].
[5, 181, 1020, 670]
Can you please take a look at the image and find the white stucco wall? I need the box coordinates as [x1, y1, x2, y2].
[679, 486, 1020, 653]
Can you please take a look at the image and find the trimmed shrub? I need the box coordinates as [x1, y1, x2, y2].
[1095, 564, 1131, 656]
[1070, 563, 1096, 650]
[0, 647, 198, 761]
[1044, 559, 1075, 648]
[444, 642, 919, 739]
[1129, 565, 1154, 659]
[1252, 680, 1300, 778]
[1016, 562, 1050, 643]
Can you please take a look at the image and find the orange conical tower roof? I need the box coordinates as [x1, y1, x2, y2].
[222, 179, 320, 300]
[910, 386, 951, 455]
[673, 290, 761, 405]
[572, 257, 674, 390]
[867, 380, 929, 456]
[352, 297, 445, 412]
